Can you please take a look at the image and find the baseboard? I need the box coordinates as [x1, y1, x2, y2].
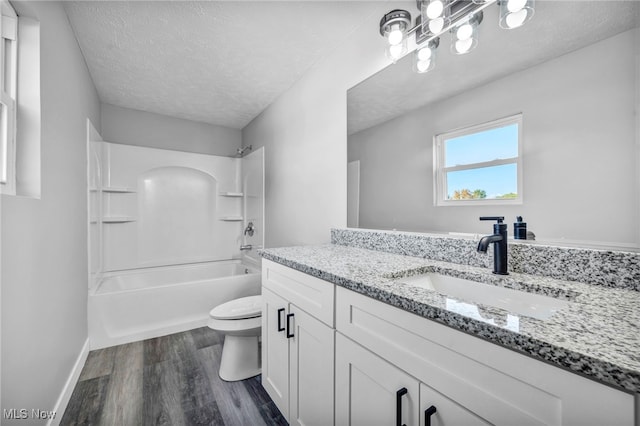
[47, 338, 90, 426]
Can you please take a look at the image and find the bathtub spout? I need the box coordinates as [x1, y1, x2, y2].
[240, 245, 252, 251]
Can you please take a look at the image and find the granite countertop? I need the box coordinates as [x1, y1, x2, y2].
[259, 244, 640, 394]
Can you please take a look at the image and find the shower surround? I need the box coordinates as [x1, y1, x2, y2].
[88, 140, 264, 348]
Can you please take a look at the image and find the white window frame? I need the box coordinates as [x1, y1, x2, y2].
[433, 114, 523, 206]
[0, 0, 17, 195]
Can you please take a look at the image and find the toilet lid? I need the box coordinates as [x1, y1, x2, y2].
[210, 295, 263, 320]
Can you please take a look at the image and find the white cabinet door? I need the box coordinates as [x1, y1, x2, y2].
[289, 305, 335, 426]
[336, 333, 419, 426]
[262, 287, 290, 421]
[420, 383, 491, 426]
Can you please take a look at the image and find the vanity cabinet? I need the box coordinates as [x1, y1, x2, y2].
[261, 259, 335, 426]
[261, 261, 635, 426]
[335, 286, 635, 426]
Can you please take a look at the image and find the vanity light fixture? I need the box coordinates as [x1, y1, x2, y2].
[380, 0, 535, 72]
[379, 9, 412, 63]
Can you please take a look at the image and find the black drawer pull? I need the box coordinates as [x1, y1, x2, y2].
[277, 308, 285, 332]
[424, 405, 437, 426]
[396, 387, 408, 426]
[286, 313, 294, 338]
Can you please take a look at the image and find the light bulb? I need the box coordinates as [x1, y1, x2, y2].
[456, 23, 473, 40]
[389, 44, 403, 56]
[507, 0, 527, 13]
[387, 28, 403, 45]
[505, 9, 528, 28]
[417, 47, 432, 61]
[417, 59, 432, 73]
[455, 38, 473, 54]
[428, 17, 445, 34]
[426, 0, 444, 19]
[386, 42, 407, 63]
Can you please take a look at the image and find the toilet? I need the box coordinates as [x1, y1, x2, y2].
[207, 295, 262, 381]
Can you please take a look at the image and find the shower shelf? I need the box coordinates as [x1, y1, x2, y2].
[219, 192, 243, 197]
[219, 216, 243, 222]
[103, 187, 136, 193]
[102, 216, 136, 223]
[90, 187, 136, 193]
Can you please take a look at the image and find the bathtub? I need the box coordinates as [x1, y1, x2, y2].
[88, 260, 261, 349]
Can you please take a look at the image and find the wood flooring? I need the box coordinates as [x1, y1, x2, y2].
[60, 327, 288, 426]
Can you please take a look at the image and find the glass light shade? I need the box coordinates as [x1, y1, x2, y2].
[414, 46, 436, 73]
[380, 9, 412, 48]
[450, 16, 478, 55]
[386, 39, 408, 63]
[413, 38, 439, 74]
[499, 0, 535, 29]
[420, 0, 449, 36]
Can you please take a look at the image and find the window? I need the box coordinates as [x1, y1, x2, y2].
[0, 0, 17, 195]
[434, 114, 522, 206]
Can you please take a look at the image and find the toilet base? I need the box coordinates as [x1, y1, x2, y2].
[219, 335, 261, 382]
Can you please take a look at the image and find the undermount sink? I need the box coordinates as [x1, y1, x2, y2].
[397, 273, 570, 320]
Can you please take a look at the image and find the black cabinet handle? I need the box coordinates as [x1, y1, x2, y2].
[396, 387, 408, 426]
[277, 308, 285, 332]
[286, 313, 294, 338]
[424, 405, 437, 426]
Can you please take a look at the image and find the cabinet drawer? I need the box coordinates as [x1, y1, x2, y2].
[262, 259, 335, 327]
[336, 287, 634, 426]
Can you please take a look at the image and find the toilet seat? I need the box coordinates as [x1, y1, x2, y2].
[209, 295, 262, 320]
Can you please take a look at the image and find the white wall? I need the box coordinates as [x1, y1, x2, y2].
[101, 103, 241, 156]
[96, 142, 243, 272]
[242, 2, 396, 248]
[0, 1, 100, 423]
[349, 29, 638, 247]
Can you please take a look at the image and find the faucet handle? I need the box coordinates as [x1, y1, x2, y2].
[479, 216, 504, 223]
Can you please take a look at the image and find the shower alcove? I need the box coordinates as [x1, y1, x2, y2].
[88, 136, 264, 349]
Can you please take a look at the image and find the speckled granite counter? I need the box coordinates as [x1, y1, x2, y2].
[259, 244, 640, 393]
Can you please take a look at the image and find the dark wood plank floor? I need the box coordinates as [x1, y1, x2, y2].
[61, 327, 288, 426]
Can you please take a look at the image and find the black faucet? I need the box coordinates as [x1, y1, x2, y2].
[477, 216, 508, 275]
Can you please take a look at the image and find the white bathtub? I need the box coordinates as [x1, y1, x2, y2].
[88, 260, 261, 349]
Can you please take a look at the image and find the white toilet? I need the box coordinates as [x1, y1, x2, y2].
[207, 295, 262, 381]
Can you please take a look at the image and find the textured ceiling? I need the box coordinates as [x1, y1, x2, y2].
[64, 1, 377, 129]
[348, 1, 640, 135]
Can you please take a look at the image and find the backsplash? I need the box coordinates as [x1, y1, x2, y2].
[331, 228, 640, 291]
